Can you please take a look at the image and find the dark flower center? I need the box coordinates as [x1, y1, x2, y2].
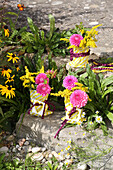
[4, 25, 8, 29]
[4, 66, 8, 70]
[17, 28, 20, 31]
[17, 35, 21, 40]
[8, 86, 11, 90]
[12, 54, 16, 58]
[15, 65, 18, 68]
[9, 78, 11, 80]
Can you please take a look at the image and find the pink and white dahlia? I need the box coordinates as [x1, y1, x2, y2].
[35, 73, 49, 85]
[63, 75, 78, 90]
[70, 90, 88, 108]
[36, 83, 51, 96]
[69, 34, 83, 47]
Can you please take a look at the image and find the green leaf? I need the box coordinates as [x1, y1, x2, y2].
[101, 75, 113, 90]
[0, 97, 17, 105]
[80, 72, 88, 79]
[102, 87, 113, 98]
[21, 32, 34, 42]
[47, 162, 52, 169]
[48, 14, 55, 40]
[18, 26, 27, 33]
[110, 106, 113, 111]
[5, 12, 18, 17]
[4, 17, 15, 31]
[26, 46, 34, 53]
[0, 107, 4, 117]
[88, 76, 95, 99]
[54, 164, 59, 170]
[27, 17, 37, 34]
[9, 30, 18, 40]
[0, 153, 5, 163]
[100, 123, 108, 136]
[84, 102, 95, 113]
[98, 73, 104, 83]
[106, 111, 113, 123]
[41, 30, 45, 41]
[86, 64, 96, 79]
[23, 55, 35, 71]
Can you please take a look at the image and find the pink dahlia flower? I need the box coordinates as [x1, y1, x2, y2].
[63, 75, 78, 90]
[35, 73, 49, 85]
[69, 34, 83, 47]
[36, 83, 51, 96]
[70, 90, 88, 108]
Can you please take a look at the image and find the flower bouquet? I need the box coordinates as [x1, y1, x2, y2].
[51, 75, 91, 138]
[20, 66, 56, 118]
[61, 24, 102, 68]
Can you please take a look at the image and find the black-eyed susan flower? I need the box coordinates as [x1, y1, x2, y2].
[6, 53, 19, 63]
[15, 65, 20, 72]
[0, 85, 15, 99]
[5, 75, 15, 84]
[1, 66, 12, 77]
[4, 25, 9, 37]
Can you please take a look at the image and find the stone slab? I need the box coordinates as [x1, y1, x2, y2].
[16, 111, 113, 169]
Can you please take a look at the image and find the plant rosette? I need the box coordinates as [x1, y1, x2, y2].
[61, 24, 102, 68]
[51, 75, 91, 138]
[20, 66, 56, 118]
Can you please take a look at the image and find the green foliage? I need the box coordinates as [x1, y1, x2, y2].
[0, 48, 30, 132]
[0, 153, 69, 170]
[62, 22, 89, 38]
[22, 16, 67, 58]
[70, 64, 113, 135]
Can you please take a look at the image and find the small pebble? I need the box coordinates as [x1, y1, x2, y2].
[32, 146, 41, 153]
[0, 146, 8, 153]
[48, 153, 53, 158]
[23, 145, 32, 153]
[41, 147, 47, 152]
[12, 147, 16, 153]
[89, 22, 99, 26]
[32, 153, 44, 161]
[77, 163, 89, 170]
[24, 141, 29, 146]
[18, 138, 26, 147]
[84, 6, 90, 10]
[6, 135, 14, 141]
[42, 158, 46, 163]
[17, 147, 21, 151]
[16, 145, 19, 149]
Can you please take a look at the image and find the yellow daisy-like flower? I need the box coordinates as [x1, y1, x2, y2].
[3, 26, 9, 37]
[5, 75, 15, 84]
[0, 85, 15, 99]
[1, 66, 12, 77]
[15, 65, 20, 72]
[4, 29, 9, 37]
[6, 53, 19, 63]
